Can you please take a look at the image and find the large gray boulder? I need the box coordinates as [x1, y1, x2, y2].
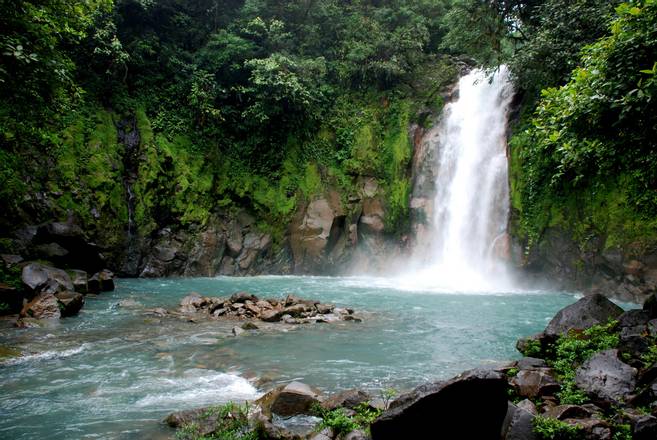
[21, 262, 74, 294]
[370, 369, 508, 440]
[545, 294, 623, 337]
[575, 349, 637, 402]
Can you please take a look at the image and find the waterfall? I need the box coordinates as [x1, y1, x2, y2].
[405, 66, 515, 291]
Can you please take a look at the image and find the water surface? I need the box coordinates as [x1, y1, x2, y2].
[0, 276, 586, 439]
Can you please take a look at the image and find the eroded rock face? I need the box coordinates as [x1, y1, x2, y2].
[290, 193, 344, 273]
[370, 369, 508, 440]
[575, 349, 637, 403]
[20, 293, 61, 320]
[544, 294, 623, 337]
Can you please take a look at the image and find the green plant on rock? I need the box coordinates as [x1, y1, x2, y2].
[550, 320, 619, 404]
[640, 341, 657, 368]
[175, 402, 257, 440]
[318, 408, 360, 436]
[521, 338, 543, 358]
[611, 423, 632, 440]
[532, 416, 582, 440]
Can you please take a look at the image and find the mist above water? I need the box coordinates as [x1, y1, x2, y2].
[403, 66, 515, 292]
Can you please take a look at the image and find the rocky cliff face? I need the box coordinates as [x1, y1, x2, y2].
[515, 227, 657, 303]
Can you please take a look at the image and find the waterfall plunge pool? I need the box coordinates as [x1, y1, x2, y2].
[0, 276, 615, 439]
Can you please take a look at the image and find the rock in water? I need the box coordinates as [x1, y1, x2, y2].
[370, 368, 508, 440]
[55, 291, 85, 317]
[257, 381, 322, 417]
[575, 349, 637, 403]
[88, 269, 115, 292]
[544, 294, 623, 337]
[68, 269, 88, 294]
[20, 293, 61, 320]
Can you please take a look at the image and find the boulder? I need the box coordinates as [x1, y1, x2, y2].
[322, 389, 371, 411]
[19, 293, 61, 320]
[231, 326, 245, 336]
[230, 291, 259, 303]
[257, 382, 322, 417]
[180, 292, 204, 313]
[501, 403, 538, 440]
[69, 270, 88, 294]
[241, 322, 259, 330]
[511, 368, 560, 398]
[644, 293, 657, 319]
[21, 262, 74, 294]
[308, 428, 333, 440]
[618, 309, 651, 328]
[544, 294, 623, 337]
[634, 415, 657, 440]
[543, 405, 591, 420]
[316, 303, 335, 314]
[370, 369, 508, 440]
[575, 349, 637, 402]
[88, 269, 115, 292]
[517, 357, 547, 370]
[55, 291, 85, 317]
[261, 309, 284, 322]
[516, 399, 538, 416]
[342, 430, 368, 440]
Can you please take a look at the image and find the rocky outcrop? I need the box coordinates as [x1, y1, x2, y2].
[137, 215, 279, 278]
[544, 294, 624, 337]
[173, 292, 360, 325]
[369, 368, 509, 440]
[517, 226, 657, 304]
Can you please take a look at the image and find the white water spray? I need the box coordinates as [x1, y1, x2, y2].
[403, 66, 515, 292]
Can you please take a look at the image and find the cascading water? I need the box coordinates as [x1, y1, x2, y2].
[404, 66, 515, 291]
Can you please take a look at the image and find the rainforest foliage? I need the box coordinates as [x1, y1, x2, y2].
[1, 0, 656, 257]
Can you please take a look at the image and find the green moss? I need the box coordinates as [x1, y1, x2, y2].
[300, 162, 322, 198]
